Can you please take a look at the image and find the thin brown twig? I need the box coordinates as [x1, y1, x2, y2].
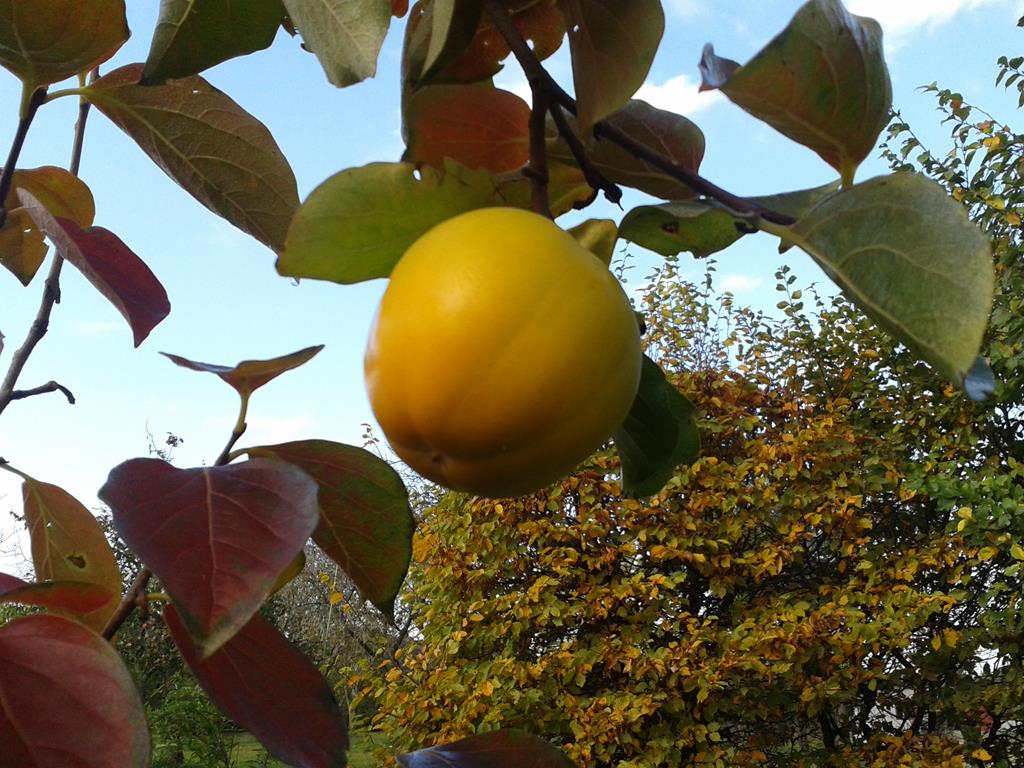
[102, 567, 152, 640]
[9, 380, 76, 404]
[548, 102, 620, 207]
[0, 87, 47, 228]
[483, 0, 797, 226]
[525, 76, 553, 218]
[0, 74, 96, 416]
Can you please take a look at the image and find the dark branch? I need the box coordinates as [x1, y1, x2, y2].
[525, 75, 553, 218]
[102, 567, 152, 641]
[9, 380, 76, 404]
[549, 103, 621, 207]
[0, 87, 47, 228]
[482, 0, 796, 226]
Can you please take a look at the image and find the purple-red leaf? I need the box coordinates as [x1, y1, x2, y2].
[99, 458, 319, 656]
[17, 189, 170, 346]
[398, 729, 575, 767]
[165, 605, 348, 768]
[161, 344, 324, 399]
[0, 572, 26, 593]
[245, 440, 414, 616]
[21, 477, 122, 632]
[0, 579, 116, 615]
[0, 614, 149, 767]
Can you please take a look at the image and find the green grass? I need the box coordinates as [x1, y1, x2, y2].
[228, 729, 383, 767]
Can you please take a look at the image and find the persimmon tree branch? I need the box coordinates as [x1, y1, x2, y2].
[9, 380, 76, 404]
[0, 85, 47, 228]
[524, 76, 553, 218]
[483, 0, 797, 227]
[0, 77, 95, 417]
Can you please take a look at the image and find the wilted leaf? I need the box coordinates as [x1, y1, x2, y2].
[21, 477, 122, 632]
[568, 218, 616, 266]
[619, 181, 840, 258]
[562, 0, 664, 134]
[245, 439, 414, 616]
[19, 189, 170, 346]
[0, 615, 149, 767]
[85, 64, 300, 252]
[281, 0, 391, 87]
[143, 0, 286, 84]
[398, 729, 575, 767]
[699, 0, 891, 182]
[550, 99, 704, 200]
[407, 85, 530, 173]
[614, 355, 699, 497]
[0, 166, 95, 286]
[777, 172, 993, 387]
[0, 0, 128, 90]
[161, 344, 323, 399]
[165, 605, 348, 768]
[0, 579, 116, 616]
[100, 458, 320, 656]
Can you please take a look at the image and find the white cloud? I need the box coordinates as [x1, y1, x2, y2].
[665, 0, 708, 20]
[67, 319, 124, 338]
[718, 274, 760, 294]
[636, 74, 723, 117]
[845, 0, 1010, 42]
[492, 71, 532, 104]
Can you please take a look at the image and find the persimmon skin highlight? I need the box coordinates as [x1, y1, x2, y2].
[364, 207, 642, 498]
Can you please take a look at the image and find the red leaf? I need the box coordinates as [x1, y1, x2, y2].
[165, 605, 348, 768]
[161, 344, 324, 399]
[17, 189, 170, 346]
[398, 729, 575, 767]
[0, 614, 149, 767]
[246, 440, 414, 616]
[407, 86, 530, 173]
[0, 572, 27, 593]
[99, 458, 319, 656]
[0, 580, 116, 615]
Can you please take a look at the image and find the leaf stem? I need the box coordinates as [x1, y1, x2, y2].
[482, 0, 797, 226]
[215, 394, 250, 467]
[0, 85, 47, 228]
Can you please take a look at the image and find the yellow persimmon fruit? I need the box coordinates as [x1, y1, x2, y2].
[364, 207, 642, 498]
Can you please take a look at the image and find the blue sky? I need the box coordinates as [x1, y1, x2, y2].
[1, 0, 1022, 570]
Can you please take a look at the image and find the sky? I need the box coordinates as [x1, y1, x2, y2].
[1, 0, 1022, 571]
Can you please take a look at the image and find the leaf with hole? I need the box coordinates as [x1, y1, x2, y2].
[562, 0, 664, 135]
[699, 0, 891, 182]
[619, 181, 840, 258]
[398, 729, 575, 767]
[143, 0, 286, 83]
[549, 99, 704, 200]
[282, 0, 391, 87]
[406, 85, 530, 173]
[85, 64, 300, 253]
[245, 439, 414, 617]
[773, 172, 993, 387]
[614, 355, 699, 498]
[21, 477, 122, 632]
[100, 458, 320, 656]
[165, 605, 348, 768]
[161, 344, 323, 399]
[19, 189, 171, 346]
[0, 614, 149, 767]
[0, 0, 128, 90]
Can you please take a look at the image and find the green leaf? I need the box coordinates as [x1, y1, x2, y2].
[774, 172, 993, 387]
[279, 161, 502, 284]
[0, 0, 128, 90]
[142, 0, 286, 84]
[161, 345, 324, 399]
[699, 0, 891, 183]
[281, 0, 391, 87]
[614, 355, 699, 498]
[619, 181, 840, 258]
[418, 0, 483, 83]
[562, 0, 664, 135]
[549, 99, 704, 200]
[568, 218, 617, 266]
[85, 64, 300, 253]
[245, 439, 415, 617]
